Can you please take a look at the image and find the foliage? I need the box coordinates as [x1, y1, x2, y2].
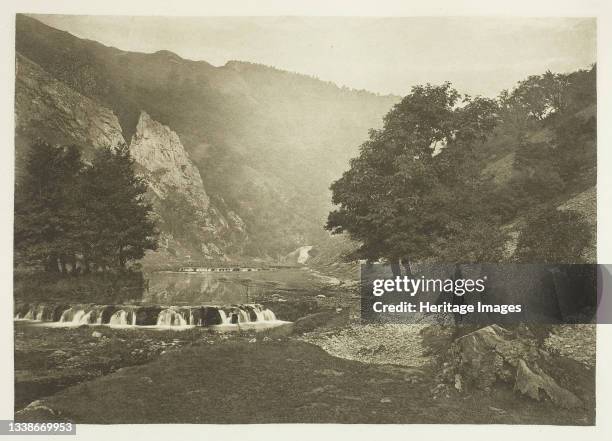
[14, 140, 83, 271]
[79, 144, 158, 269]
[328, 65, 596, 264]
[15, 141, 158, 272]
[15, 15, 397, 259]
[514, 209, 592, 263]
[327, 83, 505, 262]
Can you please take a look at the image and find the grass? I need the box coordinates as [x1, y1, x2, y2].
[16, 338, 594, 425]
[13, 322, 229, 410]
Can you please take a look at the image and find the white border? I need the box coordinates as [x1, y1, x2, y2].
[0, 1, 610, 440]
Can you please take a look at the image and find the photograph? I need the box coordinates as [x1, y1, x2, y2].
[3, 2, 610, 438]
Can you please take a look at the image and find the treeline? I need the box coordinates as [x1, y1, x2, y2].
[14, 141, 158, 273]
[327, 66, 596, 264]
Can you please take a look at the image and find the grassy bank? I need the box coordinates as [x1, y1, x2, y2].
[16, 338, 593, 425]
[13, 322, 278, 411]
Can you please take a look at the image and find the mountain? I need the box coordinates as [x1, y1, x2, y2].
[14, 15, 398, 263]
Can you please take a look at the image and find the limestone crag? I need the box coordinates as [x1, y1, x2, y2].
[129, 111, 210, 211]
[15, 55, 247, 259]
[15, 54, 125, 152]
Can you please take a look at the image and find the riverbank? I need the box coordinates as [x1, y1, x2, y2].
[13, 267, 594, 425]
[14, 322, 221, 410]
[15, 337, 592, 424]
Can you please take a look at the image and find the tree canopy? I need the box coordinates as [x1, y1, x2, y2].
[15, 141, 158, 272]
[327, 83, 505, 263]
[327, 66, 596, 264]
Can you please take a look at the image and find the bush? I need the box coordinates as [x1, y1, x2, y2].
[514, 208, 592, 263]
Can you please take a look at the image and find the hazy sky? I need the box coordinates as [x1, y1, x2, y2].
[31, 15, 596, 97]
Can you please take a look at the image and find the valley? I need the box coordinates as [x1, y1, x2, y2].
[12, 14, 597, 426]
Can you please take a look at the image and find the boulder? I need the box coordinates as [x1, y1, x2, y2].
[445, 324, 584, 408]
[514, 359, 582, 408]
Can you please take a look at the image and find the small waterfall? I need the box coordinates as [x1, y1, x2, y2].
[60, 307, 82, 323]
[238, 309, 250, 323]
[35, 305, 46, 321]
[58, 307, 71, 323]
[16, 304, 52, 321]
[80, 310, 95, 324]
[218, 310, 229, 324]
[157, 309, 187, 326]
[262, 309, 276, 321]
[249, 304, 276, 321]
[109, 309, 135, 326]
[188, 309, 203, 326]
[15, 303, 279, 328]
[23, 310, 34, 320]
[253, 308, 265, 322]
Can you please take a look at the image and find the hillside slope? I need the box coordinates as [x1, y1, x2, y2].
[15, 15, 398, 262]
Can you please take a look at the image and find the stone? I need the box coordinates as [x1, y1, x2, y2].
[514, 359, 582, 408]
[454, 374, 462, 391]
[446, 324, 586, 409]
[129, 111, 210, 211]
[15, 55, 125, 151]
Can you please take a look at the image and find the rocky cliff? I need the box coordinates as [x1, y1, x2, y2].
[15, 54, 125, 175]
[15, 53, 247, 262]
[15, 14, 398, 261]
[129, 111, 209, 212]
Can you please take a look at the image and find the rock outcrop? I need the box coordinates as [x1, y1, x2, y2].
[440, 325, 587, 409]
[15, 55, 248, 260]
[129, 111, 209, 211]
[15, 54, 125, 153]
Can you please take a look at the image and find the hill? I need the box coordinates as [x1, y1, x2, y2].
[15, 14, 398, 263]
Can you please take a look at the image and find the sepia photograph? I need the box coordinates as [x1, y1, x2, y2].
[2, 1, 611, 438]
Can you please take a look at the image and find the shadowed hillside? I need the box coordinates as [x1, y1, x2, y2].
[15, 14, 398, 262]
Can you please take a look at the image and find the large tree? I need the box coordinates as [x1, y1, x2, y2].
[326, 83, 505, 263]
[80, 144, 158, 270]
[14, 140, 83, 271]
[15, 141, 159, 272]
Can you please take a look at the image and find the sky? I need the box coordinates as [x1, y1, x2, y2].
[31, 15, 596, 97]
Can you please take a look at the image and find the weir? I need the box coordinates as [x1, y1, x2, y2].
[14, 303, 279, 328]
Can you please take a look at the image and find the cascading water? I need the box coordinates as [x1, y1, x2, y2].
[109, 310, 136, 326]
[238, 309, 250, 323]
[262, 309, 276, 321]
[157, 309, 187, 326]
[218, 310, 229, 324]
[35, 305, 46, 321]
[246, 304, 276, 322]
[15, 303, 281, 329]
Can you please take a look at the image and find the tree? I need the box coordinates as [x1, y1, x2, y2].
[505, 72, 569, 121]
[327, 83, 504, 263]
[14, 140, 83, 271]
[80, 144, 158, 270]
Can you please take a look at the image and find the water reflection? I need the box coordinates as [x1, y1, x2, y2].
[141, 271, 281, 306]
